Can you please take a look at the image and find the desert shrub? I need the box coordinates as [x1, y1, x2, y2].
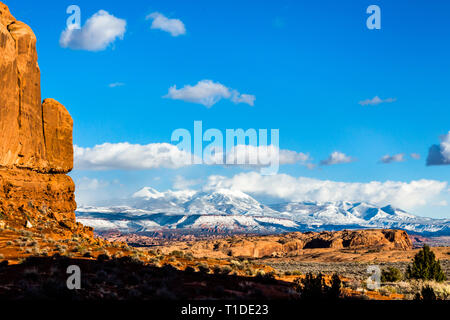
[221, 266, 233, 275]
[169, 250, 184, 258]
[0, 253, 4, 260]
[378, 285, 397, 296]
[184, 252, 194, 258]
[230, 260, 243, 269]
[197, 263, 210, 274]
[97, 253, 110, 262]
[381, 266, 403, 282]
[406, 245, 446, 282]
[295, 273, 342, 300]
[284, 271, 292, 276]
[415, 285, 437, 301]
[212, 265, 233, 275]
[72, 245, 86, 254]
[255, 271, 277, 284]
[245, 268, 254, 276]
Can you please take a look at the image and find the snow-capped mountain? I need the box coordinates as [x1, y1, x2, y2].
[76, 187, 450, 235]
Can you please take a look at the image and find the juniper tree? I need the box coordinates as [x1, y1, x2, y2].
[406, 244, 446, 282]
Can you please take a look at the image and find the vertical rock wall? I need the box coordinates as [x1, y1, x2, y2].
[0, 2, 91, 237]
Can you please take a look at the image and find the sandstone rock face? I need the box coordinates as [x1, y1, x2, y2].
[0, 2, 91, 237]
[190, 229, 413, 259]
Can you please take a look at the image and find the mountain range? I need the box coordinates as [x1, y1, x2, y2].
[76, 187, 450, 236]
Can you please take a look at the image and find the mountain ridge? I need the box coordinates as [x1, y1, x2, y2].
[76, 187, 450, 236]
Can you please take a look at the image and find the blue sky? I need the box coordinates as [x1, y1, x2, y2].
[7, 0, 450, 217]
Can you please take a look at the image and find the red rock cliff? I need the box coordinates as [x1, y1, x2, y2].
[0, 2, 91, 237]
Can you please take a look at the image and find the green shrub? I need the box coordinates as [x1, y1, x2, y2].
[169, 250, 184, 258]
[197, 263, 210, 274]
[381, 267, 403, 282]
[406, 245, 446, 282]
[221, 266, 232, 275]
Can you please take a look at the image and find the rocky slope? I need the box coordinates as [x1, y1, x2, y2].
[0, 2, 91, 238]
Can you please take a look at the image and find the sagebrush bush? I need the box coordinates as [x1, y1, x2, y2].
[381, 266, 403, 282]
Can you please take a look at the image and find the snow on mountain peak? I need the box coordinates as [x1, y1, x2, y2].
[77, 188, 449, 235]
[132, 187, 164, 199]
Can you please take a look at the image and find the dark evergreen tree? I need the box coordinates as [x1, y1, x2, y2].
[406, 244, 446, 282]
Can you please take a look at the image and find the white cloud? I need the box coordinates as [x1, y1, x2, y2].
[205, 172, 448, 210]
[320, 151, 354, 166]
[164, 80, 255, 107]
[410, 153, 421, 160]
[173, 175, 202, 190]
[74, 177, 115, 206]
[60, 10, 126, 51]
[74, 142, 310, 171]
[427, 131, 450, 166]
[76, 177, 108, 191]
[359, 96, 397, 106]
[146, 12, 186, 36]
[74, 143, 195, 170]
[108, 82, 125, 88]
[380, 153, 405, 164]
[224, 145, 310, 166]
[230, 91, 256, 106]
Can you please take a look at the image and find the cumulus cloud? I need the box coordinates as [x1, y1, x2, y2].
[320, 151, 354, 166]
[224, 145, 310, 166]
[164, 80, 255, 107]
[205, 172, 447, 210]
[380, 153, 405, 164]
[426, 131, 450, 166]
[359, 96, 397, 106]
[74, 143, 195, 170]
[74, 142, 310, 171]
[60, 10, 126, 51]
[146, 12, 186, 36]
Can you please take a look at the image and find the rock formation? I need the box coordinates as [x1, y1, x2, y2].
[0, 2, 92, 238]
[185, 229, 413, 258]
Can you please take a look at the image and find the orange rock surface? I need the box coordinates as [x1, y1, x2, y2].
[0, 2, 91, 238]
[157, 229, 413, 259]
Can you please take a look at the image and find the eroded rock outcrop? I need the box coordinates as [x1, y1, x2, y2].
[187, 229, 413, 258]
[0, 2, 91, 237]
